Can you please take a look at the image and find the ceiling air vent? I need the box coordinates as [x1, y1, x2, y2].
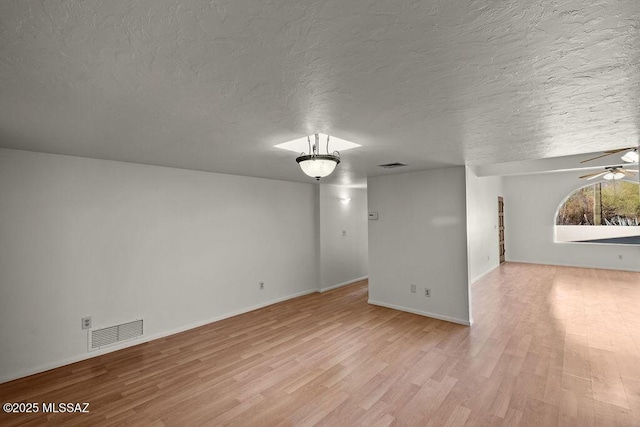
[378, 162, 408, 169]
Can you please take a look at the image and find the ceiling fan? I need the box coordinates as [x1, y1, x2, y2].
[580, 147, 639, 164]
[579, 166, 639, 180]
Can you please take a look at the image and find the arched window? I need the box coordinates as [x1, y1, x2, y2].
[555, 180, 640, 244]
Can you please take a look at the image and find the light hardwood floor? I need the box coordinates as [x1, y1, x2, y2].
[1, 263, 639, 426]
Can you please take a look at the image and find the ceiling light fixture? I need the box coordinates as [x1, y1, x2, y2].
[296, 133, 341, 180]
[340, 198, 351, 204]
[621, 148, 639, 163]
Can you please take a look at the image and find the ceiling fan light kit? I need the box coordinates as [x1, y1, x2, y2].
[295, 134, 341, 180]
[579, 166, 638, 181]
[621, 149, 639, 163]
[603, 171, 625, 180]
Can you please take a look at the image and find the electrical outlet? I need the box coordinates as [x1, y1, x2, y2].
[81, 317, 91, 330]
[618, 255, 623, 260]
[259, 282, 264, 290]
[341, 229, 347, 237]
[410, 284, 416, 293]
[425, 288, 431, 298]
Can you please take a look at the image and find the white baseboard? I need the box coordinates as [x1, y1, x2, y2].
[0, 288, 317, 384]
[470, 264, 500, 285]
[505, 258, 640, 273]
[367, 299, 471, 326]
[319, 276, 368, 293]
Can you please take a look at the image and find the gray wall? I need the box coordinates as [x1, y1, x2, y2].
[0, 149, 321, 382]
[465, 168, 504, 283]
[367, 167, 471, 325]
[319, 184, 368, 291]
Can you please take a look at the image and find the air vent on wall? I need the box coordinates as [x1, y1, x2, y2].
[90, 319, 143, 351]
[378, 162, 408, 169]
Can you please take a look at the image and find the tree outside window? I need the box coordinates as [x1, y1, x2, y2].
[555, 181, 640, 245]
[556, 181, 639, 226]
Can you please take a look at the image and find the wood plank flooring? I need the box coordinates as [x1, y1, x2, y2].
[1, 263, 640, 426]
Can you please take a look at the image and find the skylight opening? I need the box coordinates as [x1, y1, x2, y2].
[274, 133, 361, 154]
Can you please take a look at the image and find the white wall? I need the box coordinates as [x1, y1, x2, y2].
[465, 168, 504, 283]
[556, 225, 640, 242]
[367, 167, 471, 325]
[504, 171, 640, 271]
[318, 185, 368, 291]
[0, 149, 319, 382]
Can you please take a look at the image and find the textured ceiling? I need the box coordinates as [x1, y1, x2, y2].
[1, 0, 639, 184]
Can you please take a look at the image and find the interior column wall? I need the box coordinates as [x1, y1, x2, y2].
[367, 167, 471, 325]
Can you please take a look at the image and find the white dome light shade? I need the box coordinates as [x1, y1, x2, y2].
[621, 149, 639, 163]
[296, 155, 340, 179]
[293, 133, 342, 180]
[603, 171, 625, 180]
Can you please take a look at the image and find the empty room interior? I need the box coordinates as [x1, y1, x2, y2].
[1, 1, 640, 426]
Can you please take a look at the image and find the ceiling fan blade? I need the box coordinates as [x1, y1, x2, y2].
[579, 171, 605, 179]
[587, 172, 607, 180]
[621, 169, 638, 177]
[602, 148, 631, 154]
[580, 153, 615, 163]
[579, 147, 636, 163]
